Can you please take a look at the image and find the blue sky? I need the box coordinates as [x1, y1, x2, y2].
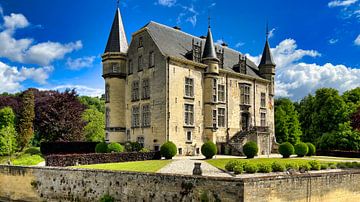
[0, 0, 359, 100]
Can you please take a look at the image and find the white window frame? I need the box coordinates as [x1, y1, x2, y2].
[218, 108, 226, 128]
[132, 81, 140, 101]
[184, 104, 194, 126]
[240, 84, 251, 105]
[261, 93, 266, 108]
[132, 106, 140, 127]
[142, 104, 151, 127]
[112, 63, 118, 73]
[260, 112, 266, 127]
[212, 109, 217, 128]
[218, 84, 225, 102]
[212, 79, 217, 102]
[142, 79, 150, 99]
[184, 77, 194, 98]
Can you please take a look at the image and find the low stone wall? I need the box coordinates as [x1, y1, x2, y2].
[1, 165, 360, 201]
[45, 151, 161, 167]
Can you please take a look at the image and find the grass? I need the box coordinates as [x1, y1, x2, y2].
[0, 147, 44, 166]
[74, 160, 171, 173]
[307, 156, 360, 161]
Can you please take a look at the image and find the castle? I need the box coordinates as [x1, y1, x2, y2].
[102, 7, 276, 155]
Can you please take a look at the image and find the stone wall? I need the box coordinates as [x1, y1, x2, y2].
[1, 165, 360, 201]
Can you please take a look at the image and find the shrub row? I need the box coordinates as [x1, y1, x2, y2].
[279, 142, 316, 158]
[224, 160, 360, 174]
[45, 151, 161, 167]
[40, 142, 100, 155]
[95, 142, 124, 153]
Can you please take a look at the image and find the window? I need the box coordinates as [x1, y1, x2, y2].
[218, 84, 225, 102]
[138, 55, 143, 71]
[261, 93, 266, 108]
[128, 60, 133, 74]
[178, 148, 183, 155]
[105, 107, 110, 127]
[149, 51, 155, 68]
[132, 106, 140, 127]
[260, 112, 266, 127]
[142, 79, 150, 99]
[105, 84, 110, 103]
[154, 145, 159, 151]
[142, 105, 151, 127]
[218, 108, 225, 127]
[138, 37, 143, 47]
[185, 77, 194, 98]
[131, 81, 139, 101]
[240, 84, 251, 105]
[105, 133, 109, 142]
[112, 63, 118, 73]
[137, 136, 144, 148]
[184, 104, 194, 126]
[212, 79, 217, 102]
[186, 131, 192, 142]
[212, 109, 217, 128]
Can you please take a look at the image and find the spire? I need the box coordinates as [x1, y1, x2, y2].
[259, 24, 275, 66]
[104, 6, 128, 53]
[202, 26, 219, 61]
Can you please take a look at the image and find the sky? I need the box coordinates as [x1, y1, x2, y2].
[0, 0, 359, 100]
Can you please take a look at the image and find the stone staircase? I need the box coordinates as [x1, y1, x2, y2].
[227, 130, 257, 156]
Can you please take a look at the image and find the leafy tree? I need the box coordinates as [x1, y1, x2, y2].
[0, 107, 16, 128]
[82, 108, 105, 142]
[352, 107, 360, 131]
[297, 94, 315, 142]
[0, 107, 17, 155]
[275, 98, 302, 144]
[17, 90, 35, 150]
[0, 95, 21, 116]
[319, 122, 360, 151]
[79, 96, 105, 113]
[342, 87, 360, 112]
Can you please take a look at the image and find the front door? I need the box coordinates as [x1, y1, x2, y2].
[241, 113, 249, 131]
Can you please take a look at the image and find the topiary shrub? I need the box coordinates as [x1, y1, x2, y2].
[233, 164, 244, 174]
[298, 162, 311, 171]
[337, 162, 347, 169]
[257, 163, 272, 173]
[225, 160, 240, 172]
[294, 142, 308, 157]
[306, 143, 316, 156]
[272, 162, 286, 172]
[328, 162, 337, 169]
[107, 143, 124, 153]
[244, 163, 258, 173]
[309, 160, 321, 170]
[320, 163, 328, 170]
[285, 162, 299, 171]
[242, 141, 258, 159]
[279, 142, 294, 158]
[139, 147, 151, 153]
[201, 141, 217, 159]
[160, 141, 177, 159]
[95, 142, 108, 153]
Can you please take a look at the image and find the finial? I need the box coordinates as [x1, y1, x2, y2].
[266, 21, 269, 40]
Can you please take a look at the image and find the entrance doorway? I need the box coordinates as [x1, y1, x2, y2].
[241, 113, 249, 131]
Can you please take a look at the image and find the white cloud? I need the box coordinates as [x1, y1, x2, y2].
[247, 38, 360, 100]
[328, 0, 358, 7]
[174, 4, 199, 26]
[209, 3, 216, 8]
[354, 34, 360, 45]
[0, 61, 53, 93]
[235, 42, 245, 48]
[329, 38, 339, 44]
[48, 85, 104, 97]
[268, 28, 276, 39]
[157, 0, 177, 7]
[215, 39, 224, 45]
[66, 56, 96, 70]
[0, 11, 82, 66]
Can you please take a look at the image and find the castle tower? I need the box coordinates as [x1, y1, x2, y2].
[102, 7, 128, 142]
[202, 25, 220, 143]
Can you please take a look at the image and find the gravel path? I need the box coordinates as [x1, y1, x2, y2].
[157, 158, 231, 177]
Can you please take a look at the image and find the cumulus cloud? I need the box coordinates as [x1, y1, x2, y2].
[328, 0, 358, 7]
[354, 34, 360, 45]
[0, 11, 82, 66]
[0, 61, 53, 93]
[268, 28, 276, 39]
[157, 0, 177, 7]
[329, 38, 339, 44]
[247, 38, 360, 100]
[48, 85, 104, 97]
[66, 56, 96, 70]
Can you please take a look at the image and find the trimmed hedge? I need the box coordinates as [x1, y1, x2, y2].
[45, 151, 161, 167]
[40, 142, 99, 155]
[306, 143, 316, 156]
[107, 143, 124, 153]
[95, 142, 108, 153]
[160, 141, 177, 159]
[279, 142, 294, 158]
[201, 141, 217, 159]
[294, 142, 308, 157]
[243, 141, 258, 159]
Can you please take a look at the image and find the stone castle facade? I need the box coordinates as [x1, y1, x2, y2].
[102, 7, 276, 155]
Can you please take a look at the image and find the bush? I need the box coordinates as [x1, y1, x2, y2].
[320, 163, 328, 170]
[140, 147, 151, 153]
[258, 163, 272, 173]
[233, 164, 244, 174]
[337, 162, 347, 169]
[294, 142, 308, 157]
[244, 163, 258, 173]
[160, 141, 177, 159]
[298, 162, 311, 171]
[279, 142, 294, 158]
[124, 141, 143, 152]
[272, 162, 286, 172]
[225, 160, 240, 172]
[40, 142, 99, 155]
[201, 141, 217, 159]
[24, 147, 41, 155]
[345, 162, 354, 168]
[107, 143, 124, 153]
[243, 141, 258, 158]
[329, 164, 337, 169]
[309, 160, 321, 170]
[306, 143, 316, 156]
[285, 162, 299, 171]
[100, 194, 114, 202]
[95, 142, 108, 153]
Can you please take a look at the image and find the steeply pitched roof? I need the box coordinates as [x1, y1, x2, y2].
[143, 21, 262, 79]
[259, 39, 275, 66]
[202, 27, 219, 61]
[104, 8, 128, 53]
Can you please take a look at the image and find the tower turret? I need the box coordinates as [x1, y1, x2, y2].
[259, 25, 276, 95]
[202, 26, 220, 74]
[102, 7, 128, 142]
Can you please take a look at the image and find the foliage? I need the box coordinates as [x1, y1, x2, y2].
[0, 106, 16, 128]
[139, 147, 151, 153]
[82, 108, 105, 142]
[308, 160, 321, 170]
[225, 160, 240, 171]
[160, 141, 177, 159]
[24, 147, 41, 155]
[201, 141, 217, 159]
[99, 194, 115, 202]
[95, 142, 108, 153]
[319, 122, 360, 151]
[257, 163, 272, 173]
[17, 90, 35, 150]
[320, 163, 328, 170]
[0, 95, 21, 117]
[352, 107, 360, 131]
[233, 164, 244, 174]
[244, 163, 258, 173]
[107, 143, 124, 153]
[0, 126, 17, 156]
[279, 142, 294, 158]
[79, 96, 105, 113]
[12, 154, 44, 166]
[298, 162, 311, 171]
[271, 162, 286, 172]
[342, 87, 360, 114]
[294, 142, 308, 157]
[242, 141, 258, 158]
[275, 98, 302, 144]
[124, 141, 143, 152]
[306, 143, 316, 156]
[285, 162, 299, 170]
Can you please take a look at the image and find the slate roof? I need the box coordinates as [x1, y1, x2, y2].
[202, 27, 219, 61]
[259, 39, 275, 66]
[143, 21, 263, 79]
[104, 8, 128, 53]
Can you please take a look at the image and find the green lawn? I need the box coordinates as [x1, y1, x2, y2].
[74, 160, 171, 173]
[307, 156, 360, 161]
[0, 147, 44, 166]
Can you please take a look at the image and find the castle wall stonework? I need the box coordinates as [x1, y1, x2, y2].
[1, 165, 360, 201]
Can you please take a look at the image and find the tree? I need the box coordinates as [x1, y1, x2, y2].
[0, 107, 17, 155]
[17, 90, 35, 150]
[0, 107, 16, 128]
[82, 108, 105, 142]
[351, 107, 360, 132]
[297, 94, 316, 142]
[275, 98, 302, 144]
[342, 87, 360, 112]
[319, 122, 360, 151]
[79, 96, 105, 113]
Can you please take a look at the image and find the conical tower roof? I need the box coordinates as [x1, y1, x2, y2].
[259, 34, 275, 66]
[202, 27, 219, 61]
[104, 8, 128, 53]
